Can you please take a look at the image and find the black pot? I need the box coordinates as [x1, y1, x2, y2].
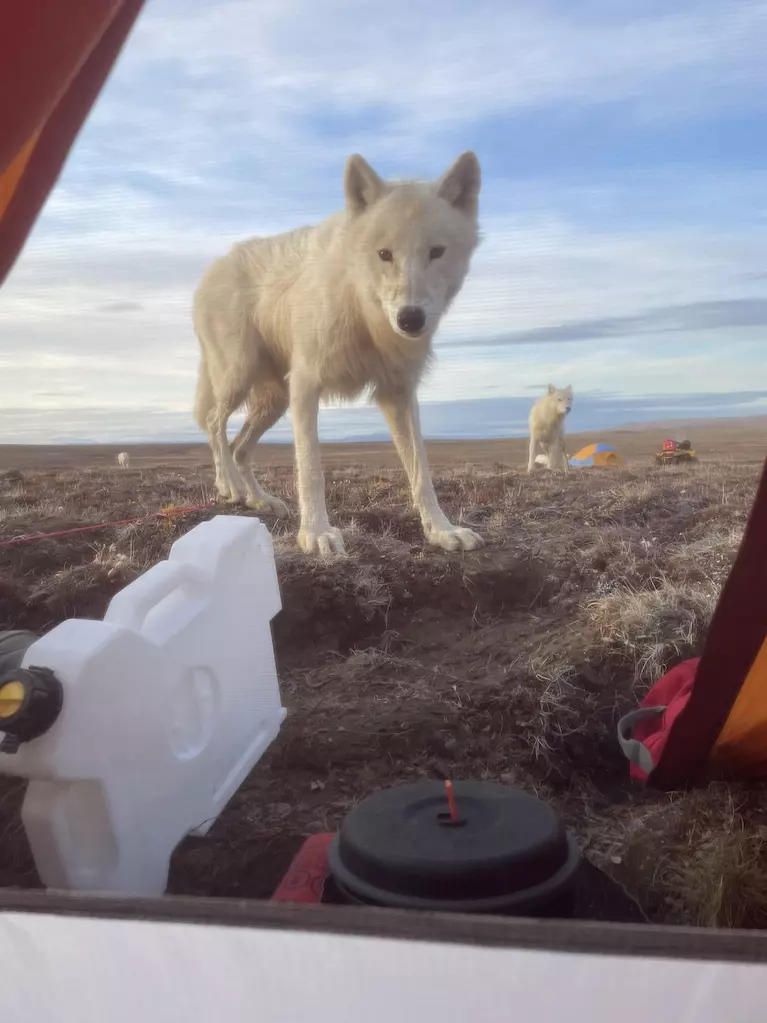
[0, 632, 38, 676]
[328, 780, 581, 917]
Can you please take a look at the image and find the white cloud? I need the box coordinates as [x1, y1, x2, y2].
[421, 328, 767, 404]
[444, 216, 767, 340]
[123, 0, 767, 125]
[57, 0, 767, 204]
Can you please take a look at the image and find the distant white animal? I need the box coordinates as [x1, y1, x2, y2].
[117, 451, 130, 469]
[528, 385, 573, 474]
[193, 151, 483, 556]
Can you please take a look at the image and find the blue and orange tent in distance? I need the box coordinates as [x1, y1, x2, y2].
[569, 443, 624, 467]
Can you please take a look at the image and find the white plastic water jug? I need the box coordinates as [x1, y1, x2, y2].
[0, 515, 286, 896]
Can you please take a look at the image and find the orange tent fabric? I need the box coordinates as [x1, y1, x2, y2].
[0, 0, 144, 284]
[709, 635, 767, 775]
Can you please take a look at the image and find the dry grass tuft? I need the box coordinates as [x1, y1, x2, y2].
[598, 786, 767, 929]
[586, 576, 719, 685]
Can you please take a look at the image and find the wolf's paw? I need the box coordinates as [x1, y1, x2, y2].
[297, 525, 346, 557]
[427, 526, 483, 552]
[216, 480, 248, 504]
[246, 493, 290, 517]
[216, 489, 245, 505]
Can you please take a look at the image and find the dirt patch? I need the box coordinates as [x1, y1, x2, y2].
[0, 449, 764, 926]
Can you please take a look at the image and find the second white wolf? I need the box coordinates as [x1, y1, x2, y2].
[527, 385, 573, 473]
[194, 152, 483, 556]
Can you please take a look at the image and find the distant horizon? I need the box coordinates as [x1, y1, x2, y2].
[1, 390, 765, 447]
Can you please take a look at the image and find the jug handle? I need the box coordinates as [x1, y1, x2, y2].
[104, 561, 205, 632]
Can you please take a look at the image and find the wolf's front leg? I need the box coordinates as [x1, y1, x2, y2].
[557, 426, 570, 472]
[290, 372, 345, 556]
[377, 391, 482, 552]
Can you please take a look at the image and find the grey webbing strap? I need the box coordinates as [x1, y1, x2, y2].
[616, 706, 667, 775]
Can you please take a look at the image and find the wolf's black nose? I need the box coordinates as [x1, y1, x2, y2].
[397, 306, 426, 335]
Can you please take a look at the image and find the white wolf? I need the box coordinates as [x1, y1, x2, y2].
[527, 385, 573, 473]
[193, 152, 483, 556]
[117, 451, 130, 469]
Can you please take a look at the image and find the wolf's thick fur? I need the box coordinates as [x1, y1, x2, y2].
[527, 384, 573, 473]
[194, 152, 483, 555]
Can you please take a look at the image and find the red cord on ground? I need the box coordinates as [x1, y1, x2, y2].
[0, 502, 216, 549]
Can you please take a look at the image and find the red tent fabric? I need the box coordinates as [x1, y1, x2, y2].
[0, 0, 144, 284]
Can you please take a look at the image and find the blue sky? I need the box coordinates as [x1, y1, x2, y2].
[1, 0, 766, 442]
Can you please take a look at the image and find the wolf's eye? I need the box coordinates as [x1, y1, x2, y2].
[377, 248, 393, 262]
[429, 245, 445, 261]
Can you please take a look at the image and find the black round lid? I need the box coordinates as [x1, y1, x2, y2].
[328, 780, 580, 912]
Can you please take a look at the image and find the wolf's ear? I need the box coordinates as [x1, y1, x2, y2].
[436, 151, 481, 215]
[565, 385, 573, 396]
[547, 383, 556, 395]
[344, 155, 385, 214]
